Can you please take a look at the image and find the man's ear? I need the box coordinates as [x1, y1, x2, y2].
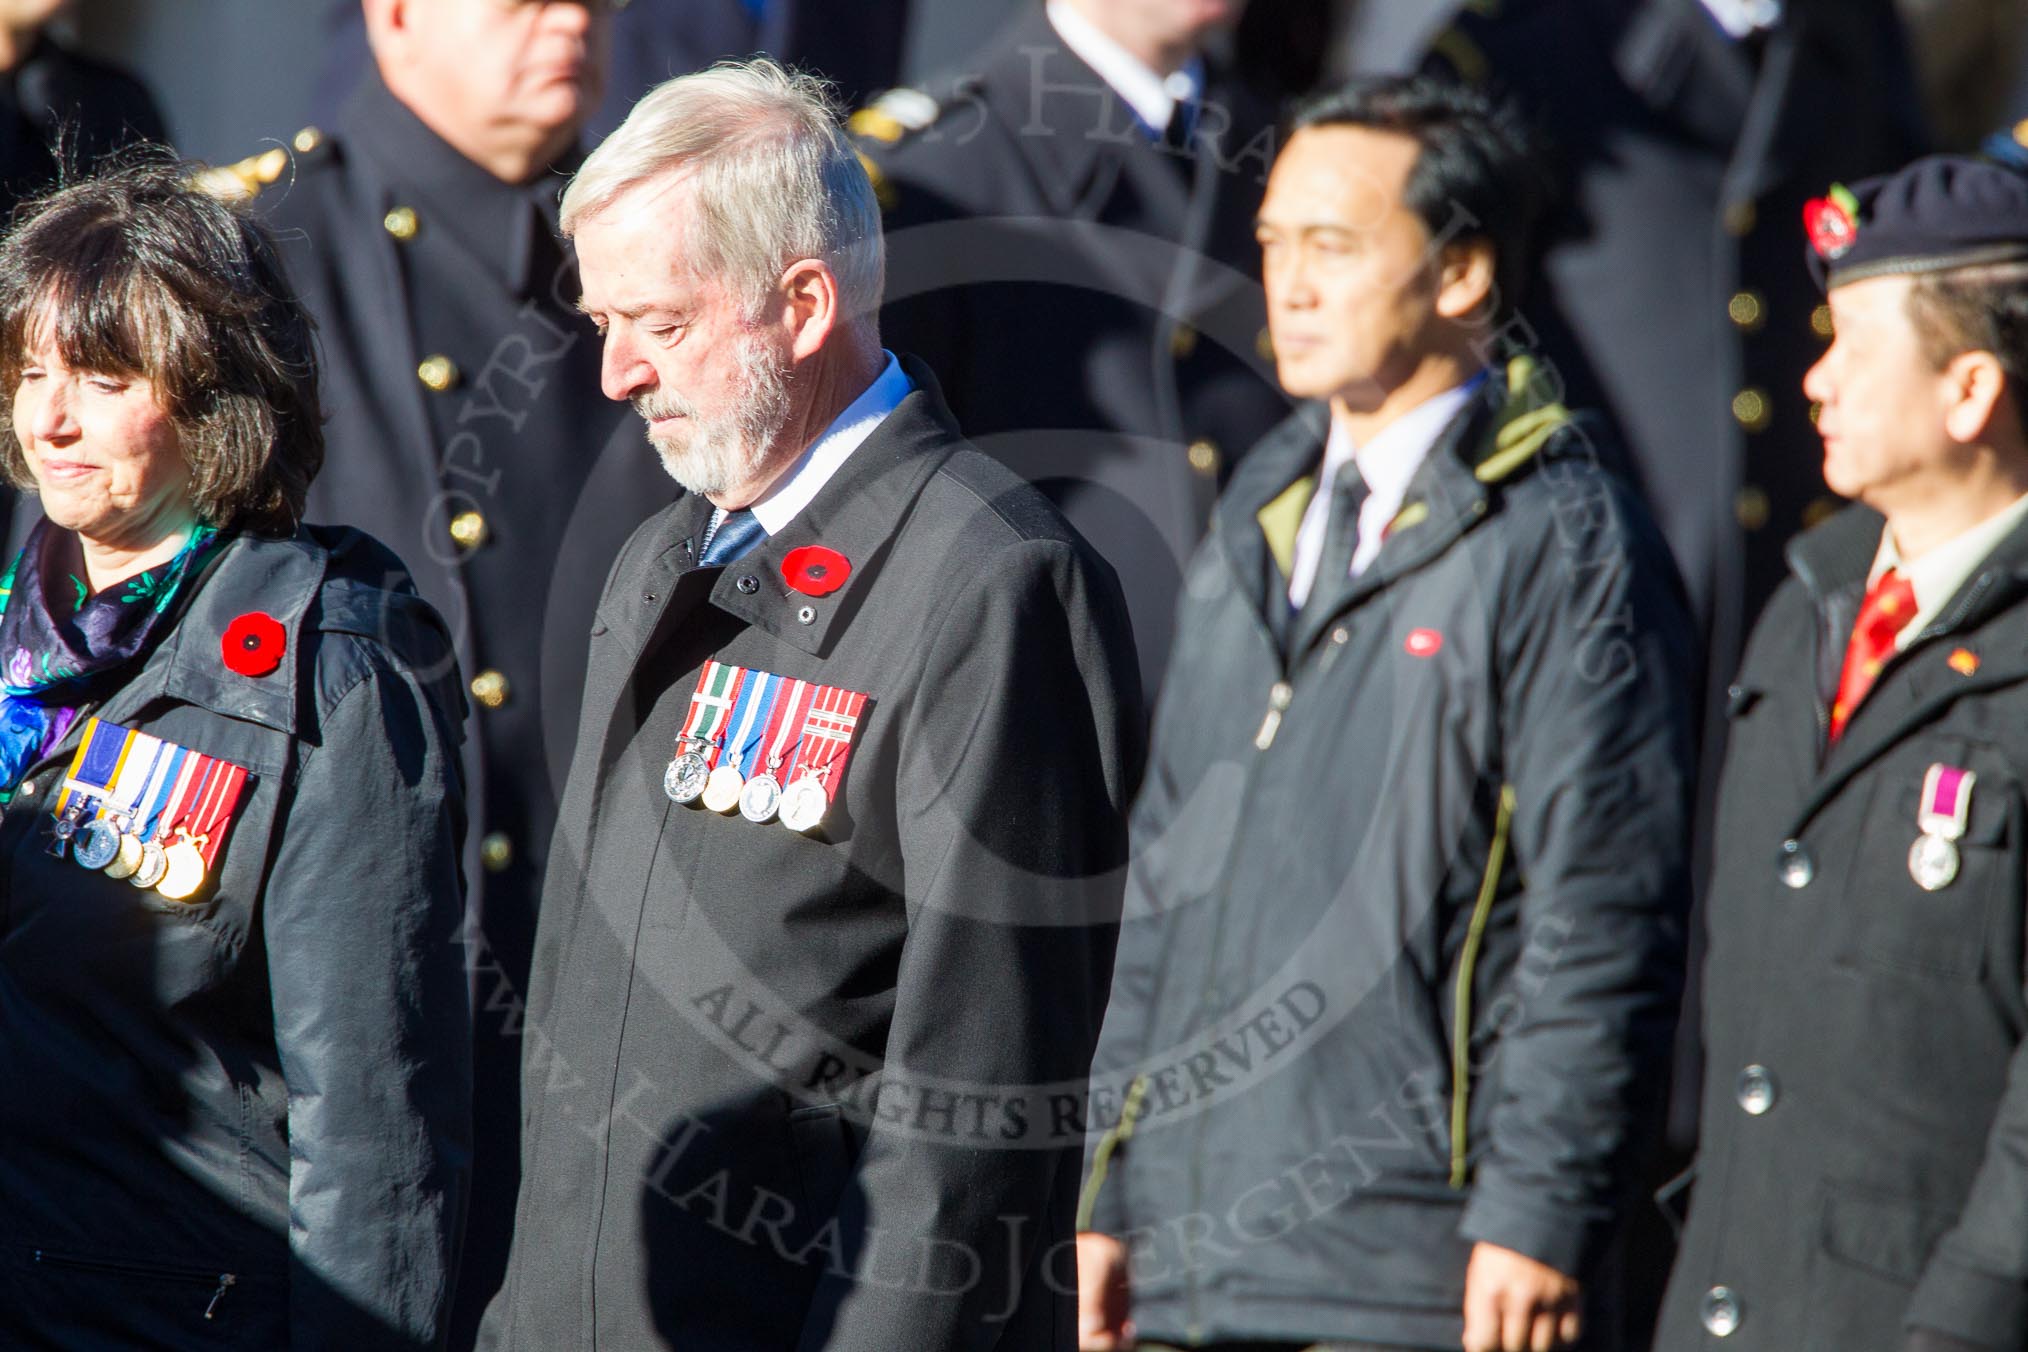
[362, 0, 411, 66]
[1942, 348, 2010, 445]
[1434, 238, 1496, 321]
[778, 259, 843, 363]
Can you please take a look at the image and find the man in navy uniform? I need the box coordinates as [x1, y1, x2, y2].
[1658, 154, 2028, 1352]
[855, 0, 1291, 700]
[208, 1, 676, 1343]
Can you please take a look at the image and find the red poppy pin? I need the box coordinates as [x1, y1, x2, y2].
[1804, 183, 1862, 261]
[1405, 628, 1444, 658]
[782, 545, 851, 597]
[222, 611, 287, 677]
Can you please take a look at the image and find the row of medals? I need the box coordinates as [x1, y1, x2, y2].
[56, 811, 207, 900]
[664, 737, 829, 832]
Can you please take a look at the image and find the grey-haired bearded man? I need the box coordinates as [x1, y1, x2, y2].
[478, 58, 1144, 1352]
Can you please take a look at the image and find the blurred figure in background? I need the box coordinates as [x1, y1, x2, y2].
[312, 0, 912, 146]
[200, 0, 675, 1344]
[1429, 0, 1925, 708]
[0, 0, 164, 215]
[856, 0, 1291, 703]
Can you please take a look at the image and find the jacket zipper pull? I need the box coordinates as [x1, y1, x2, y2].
[1254, 681, 1294, 750]
[205, 1273, 237, 1320]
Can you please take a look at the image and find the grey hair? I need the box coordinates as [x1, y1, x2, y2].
[561, 58, 884, 327]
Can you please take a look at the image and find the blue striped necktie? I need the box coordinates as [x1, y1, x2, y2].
[701, 509, 766, 567]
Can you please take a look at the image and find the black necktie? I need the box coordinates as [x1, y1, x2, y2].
[1303, 464, 1370, 614]
[700, 509, 766, 567]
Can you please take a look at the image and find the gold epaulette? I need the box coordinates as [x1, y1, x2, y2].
[189, 127, 323, 204]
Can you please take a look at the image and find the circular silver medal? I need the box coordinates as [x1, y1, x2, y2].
[701, 765, 745, 814]
[129, 840, 169, 889]
[664, 751, 711, 805]
[739, 774, 783, 823]
[779, 777, 829, 833]
[73, 819, 122, 871]
[1908, 832, 1961, 891]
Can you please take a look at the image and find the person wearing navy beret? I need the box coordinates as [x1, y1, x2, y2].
[1656, 149, 2028, 1352]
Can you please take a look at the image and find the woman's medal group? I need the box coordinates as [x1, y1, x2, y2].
[47, 717, 249, 900]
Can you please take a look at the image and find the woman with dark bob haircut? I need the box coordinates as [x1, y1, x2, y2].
[0, 159, 471, 1349]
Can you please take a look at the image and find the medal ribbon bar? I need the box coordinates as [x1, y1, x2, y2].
[788, 684, 870, 806]
[1917, 763, 1975, 840]
[759, 678, 815, 775]
[677, 659, 744, 767]
[726, 671, 783, 780]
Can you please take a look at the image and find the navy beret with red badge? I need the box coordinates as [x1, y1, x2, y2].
[1805, 151, 2028, 291]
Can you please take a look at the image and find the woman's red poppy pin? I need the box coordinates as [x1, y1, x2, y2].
[782, 545, 851, 598]
[222, 612, 287, 677]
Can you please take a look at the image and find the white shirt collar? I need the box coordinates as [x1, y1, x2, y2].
[1286, 374, 1486, 608]
[742, 351, 912, 536]
[1868, 490, 2028, 649]
[1046, 0, 1202, 136]
[1699, 0, 1783, 39]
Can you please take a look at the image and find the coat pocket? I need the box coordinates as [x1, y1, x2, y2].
[1832, 746, 2013, 982]
[1805, 1186, 1955, 1351]
[14, 1245, 280, 1349]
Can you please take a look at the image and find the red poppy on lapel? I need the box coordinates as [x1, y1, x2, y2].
[782, 546, 851, 597]
[222, 612, 286, 677]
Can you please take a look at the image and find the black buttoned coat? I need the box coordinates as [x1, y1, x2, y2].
[479, 366, 1143, 1350]
[254, 70, 677, 1345]
[858, 4, 1292, 702]
[1657, 505, 2028, 1351]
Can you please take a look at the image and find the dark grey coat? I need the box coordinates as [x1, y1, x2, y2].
[1084, 374, 1696, 1348]
[1657, 505, 2028, 1352]
[0, 526, 471, 1349]
[479, 368, 1143, 1350]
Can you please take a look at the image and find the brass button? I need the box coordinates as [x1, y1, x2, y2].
[1724, 200, 1757, 237]
[1255, 326, 1275, 362]
[1187, 438, 1220, 477]
[1734, 485, 1770, 531]
[384, 206, 419, 241]
[417, 354, 459, 392]
[293, 126, 324, 154]
[479, 832, 513, 874]
[1731, 387, 1771, 432]
[1727, 290, 1765, 332]
[1168, 324, 1198, 360]
[2015, 118, 2028, 148]
[448, 509, 488, 551]
[15, 778, 34, 799]
[253, 147, 288, 185]
[1802, 495, 1840, 529]
[470, 669, 510, 709]
[1811, 304, 1834, 340]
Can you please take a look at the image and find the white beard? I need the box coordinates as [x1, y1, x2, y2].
[634, 333, 794, 497]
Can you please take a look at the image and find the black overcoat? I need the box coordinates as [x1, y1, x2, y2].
[479, 366, 1143, 1350]
[1658, 505, 2028, 1350]
[857, 4, 1291, 701]
[0, 527, 470, 1349]
[251, 70, 678, 1344]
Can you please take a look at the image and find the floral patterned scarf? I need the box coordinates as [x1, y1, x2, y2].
[0, 518, 221, 799]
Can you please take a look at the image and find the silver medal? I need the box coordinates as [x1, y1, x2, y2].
[779, 777, 829, 833]
[739, 773, 783, 823]
[129, 840, 170, 889]
[73, 819, 122, 871]
[1908, 832, 1961, 891]
[664, 751, 711, 804]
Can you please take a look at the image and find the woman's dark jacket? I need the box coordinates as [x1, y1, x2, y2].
[0, 526, 472, 1350]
